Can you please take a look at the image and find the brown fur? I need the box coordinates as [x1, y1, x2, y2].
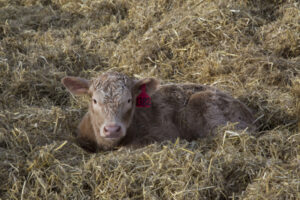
[62, 72, 256, 152]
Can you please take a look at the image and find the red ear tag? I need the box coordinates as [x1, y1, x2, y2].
[136, 84, 151, 108]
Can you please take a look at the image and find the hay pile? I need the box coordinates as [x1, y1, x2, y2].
[0, 0, 299, 199]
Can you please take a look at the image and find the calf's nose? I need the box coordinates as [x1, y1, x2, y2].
[103, 125, 121, 138]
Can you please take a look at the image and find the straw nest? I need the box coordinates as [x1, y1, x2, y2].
[0, 0, 299, 199]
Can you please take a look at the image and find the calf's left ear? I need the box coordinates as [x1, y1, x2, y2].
[133, 78, 159, 96]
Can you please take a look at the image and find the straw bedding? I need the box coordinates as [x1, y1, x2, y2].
[0, 0, 299, 199]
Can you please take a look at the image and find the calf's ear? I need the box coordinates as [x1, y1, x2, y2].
[133, 78, 159, 96]
[61, 76, 90, 95]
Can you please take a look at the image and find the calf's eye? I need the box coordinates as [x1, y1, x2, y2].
[128, 99, 131, 103]
[93, 99, 97, 104]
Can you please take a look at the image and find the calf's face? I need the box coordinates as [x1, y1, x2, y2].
[62, 72, 158, 145]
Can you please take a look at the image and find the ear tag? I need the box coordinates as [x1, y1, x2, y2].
[136, 84, 151, 108]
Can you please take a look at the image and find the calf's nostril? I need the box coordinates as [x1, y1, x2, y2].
[104, 126, 108, 132]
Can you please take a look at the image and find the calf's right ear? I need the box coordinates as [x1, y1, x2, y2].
[61, 76, 90, 95]
[133, 78, 160, 96]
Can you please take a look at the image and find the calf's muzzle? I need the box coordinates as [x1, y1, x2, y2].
[103, 125, 122, 138]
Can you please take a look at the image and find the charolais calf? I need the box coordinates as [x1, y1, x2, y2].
[62, 72, 256, 152]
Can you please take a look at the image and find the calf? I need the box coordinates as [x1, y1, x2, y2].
[62, 72, 256, 152]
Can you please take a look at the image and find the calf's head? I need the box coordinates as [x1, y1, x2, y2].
[62, 72, 159, 145]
